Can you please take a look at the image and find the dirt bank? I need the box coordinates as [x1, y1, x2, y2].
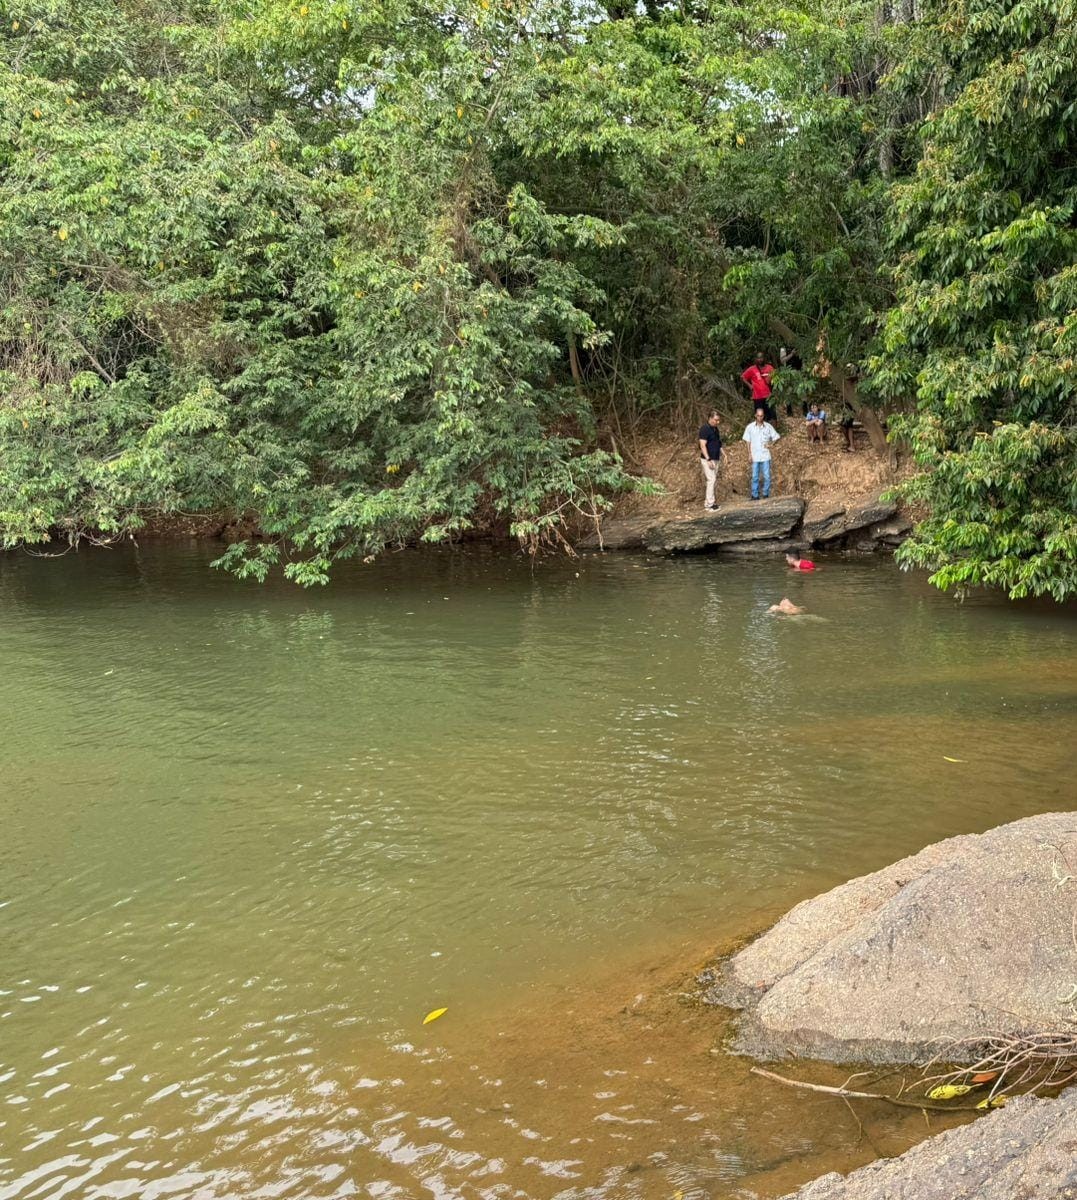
[608, 415, 908, 524]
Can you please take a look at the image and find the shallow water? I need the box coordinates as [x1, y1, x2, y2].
[1, 544, 1075, 1199]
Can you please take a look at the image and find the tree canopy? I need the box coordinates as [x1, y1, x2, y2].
[0, 0, 1073, 594]
[872, 0, 1077, 601]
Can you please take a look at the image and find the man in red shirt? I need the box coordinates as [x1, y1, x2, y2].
[785, 553, 816, 571]
[741, 352, 775, 420]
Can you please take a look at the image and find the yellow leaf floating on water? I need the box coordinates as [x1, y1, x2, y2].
[423, 1007, 448, 1025]
[975, 1094, 1007, 1109]
[942, 756, 965, 763]
[927, 1083, 972, 1100]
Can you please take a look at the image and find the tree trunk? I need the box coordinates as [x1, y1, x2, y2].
[842, 373, 892, 461]
[567, 329, 583, 397]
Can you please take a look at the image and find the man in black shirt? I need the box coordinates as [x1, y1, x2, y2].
[697, 410, 724, 510]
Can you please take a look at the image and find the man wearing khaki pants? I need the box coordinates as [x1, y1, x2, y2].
[697, 410, 724, 510]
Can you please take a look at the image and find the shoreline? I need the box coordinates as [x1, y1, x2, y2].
[26, 424, 910, 560]
[415, 902, 976, 1200]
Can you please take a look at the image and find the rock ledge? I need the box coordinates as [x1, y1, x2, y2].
[581, 491, 907, 555]
[645, 498, 804, 553]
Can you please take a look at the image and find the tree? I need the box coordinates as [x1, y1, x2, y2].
[870, 0, 1077, 600]
[0, 0, 639, 583]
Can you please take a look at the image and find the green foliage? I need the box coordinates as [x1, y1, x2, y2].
[871, 0, 1077, 599]
[1, 0, 1074, 595]
[0, 0, 639, 579]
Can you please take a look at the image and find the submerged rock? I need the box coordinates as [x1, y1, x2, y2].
[707, 812, 1077, 1063]
[780, 1087, 1077, 1199]
[645, 498, 804, 553]
[711, 538, 804, 556]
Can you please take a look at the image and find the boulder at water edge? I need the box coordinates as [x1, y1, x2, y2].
[780, 1087, 1077, 1200]
[576, 516, 653, 551]
[707, 812, 1077, 1063]
[800, 494, 899, 546]
[645, 498, 804, 553]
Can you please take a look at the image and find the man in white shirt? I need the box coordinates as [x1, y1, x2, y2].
[742, 406, 781, 500]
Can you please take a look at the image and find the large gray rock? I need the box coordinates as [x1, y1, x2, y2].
[802, 498, 848, 542]
[708, 812, 1077, 1063]
[802, 495, 900, 545]
[871, 515, 914, 548]
[842, 497, 898, 534]
[781, 1087, 1077, 1200]
[577, 517, 652, 551]
[645, 498, 804, 553]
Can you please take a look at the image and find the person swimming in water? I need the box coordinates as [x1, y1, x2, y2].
[785, 553, 816, 571]
[768, 598, 805, 615]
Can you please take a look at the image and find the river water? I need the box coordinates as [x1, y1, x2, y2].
[1, 544, 1075, 1200]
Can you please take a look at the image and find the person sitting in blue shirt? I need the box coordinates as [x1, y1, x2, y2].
[806, 402, 828, 443]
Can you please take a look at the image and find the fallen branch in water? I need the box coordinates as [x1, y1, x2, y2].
[749, 1066, 984, 1112]
[921, 1027, 1077, 1100]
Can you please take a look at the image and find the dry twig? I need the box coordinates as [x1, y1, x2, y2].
[749, 1066, 983, 1112]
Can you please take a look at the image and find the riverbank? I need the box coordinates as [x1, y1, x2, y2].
[121, 418, 910, 556]
[578, 420, 912, 556]
[607, 418, 905, 524]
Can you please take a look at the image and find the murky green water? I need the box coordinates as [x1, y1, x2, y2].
[1, 544, 1075, 1199]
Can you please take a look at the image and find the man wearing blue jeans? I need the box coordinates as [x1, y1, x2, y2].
[742, 407, 780, 499]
